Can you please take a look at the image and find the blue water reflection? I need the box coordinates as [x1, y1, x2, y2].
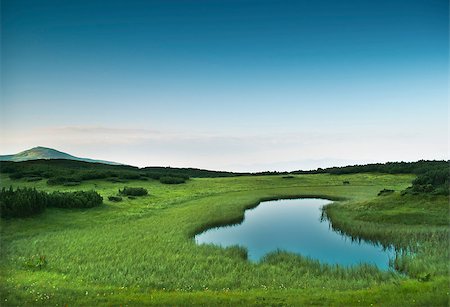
[195, 198, 394, 269]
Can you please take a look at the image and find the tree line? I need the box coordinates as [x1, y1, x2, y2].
[293, 160, 448, 195]
[1, 159, 447, 194]
[292, 160, 448, 175]
[0, 160, 196, 186]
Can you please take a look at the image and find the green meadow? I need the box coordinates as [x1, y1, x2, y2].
[0, 172, 449, 306]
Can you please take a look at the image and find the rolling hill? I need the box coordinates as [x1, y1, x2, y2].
[0, 146, 121, 165]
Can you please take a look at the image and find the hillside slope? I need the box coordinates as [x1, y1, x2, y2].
[0, 147, 120, 165]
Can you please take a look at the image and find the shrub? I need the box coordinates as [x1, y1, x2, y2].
[146, 172, 190, 181]
[378, 189, 394, 196]
[146, 173, 162, 180]
[26, 177, 42, 182]
[48, 191, 103, 209]
[0, 187, 103, 218]
[433, 185, 449, 195]
[106, 178, 127, 183]
[0, 164, 17, 173]
[78, 171, 110, 181]
[159, 176, 186, 184]
[9, 172, 25, 180]
[41, 171, 54, 178]
[108, 196, 123, 202]
[62, 182, 81, 186]
[0, 187, 48, 218]
[47, 176, 80, 186]
[411, 184, 435, 193]
[119, 172, 142, 180]
[411, 168, 449, 195]
[119, 187, 148, 196]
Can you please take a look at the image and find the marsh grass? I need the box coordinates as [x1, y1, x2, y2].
[322, 193, 449, 279]
[0, 173, 448, 305]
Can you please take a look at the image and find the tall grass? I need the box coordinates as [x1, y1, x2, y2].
[322, 193, 449, 278]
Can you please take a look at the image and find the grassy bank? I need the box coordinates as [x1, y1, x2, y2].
[0, 173, 448, 305]
[323, 193, 449, 279]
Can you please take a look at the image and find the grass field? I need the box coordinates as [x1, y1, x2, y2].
[0, 173, 448, 306]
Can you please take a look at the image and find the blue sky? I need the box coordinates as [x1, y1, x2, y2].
[1, 0, 448, 171]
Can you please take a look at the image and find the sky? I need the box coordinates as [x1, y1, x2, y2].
[1, 0, 448, 171]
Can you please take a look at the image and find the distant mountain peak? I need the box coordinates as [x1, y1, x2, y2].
[31, 146, 57, 151]
[0, 147, 121, 165]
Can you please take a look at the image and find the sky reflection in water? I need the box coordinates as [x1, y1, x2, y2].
[195, 198, 394, 269]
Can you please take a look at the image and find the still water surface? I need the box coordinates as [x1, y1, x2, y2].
[195, 198, 394, 269]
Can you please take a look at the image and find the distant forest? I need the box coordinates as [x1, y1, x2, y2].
[292, 160, 448, 176]
[0, 159, 240, 186]
[0, 159, 448, 194]
[293, 160, 449, 195]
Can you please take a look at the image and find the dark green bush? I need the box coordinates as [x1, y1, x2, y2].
[119, 187, 148, 196]
[9, 172, 25, 180]
[411, 168, 449, 195]
[47, 176, 80, 186]
[41, 171, 54, 178]
[159, 176, 186, 184]
[0, 187, 48, 218]
[433, 185, 450, 195]
[47, 191, 103, 209]
[78, 171, 110, 181]
[378, 189, 394, 196]
[108, 196, 123, 202]
[0, 164, 17, 173]
[1, 187, 103, 218]
[26, 177, 42, 182]
[145, 172, 162, 180]
[412, 169, 448, 186]
[411, 184, 435, 193]
[119, 172, 142, 180]
[106, 178, 127, 183]
[62, 182, 81, 186]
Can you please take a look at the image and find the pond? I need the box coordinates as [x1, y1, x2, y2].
[195, 198, 394, 269]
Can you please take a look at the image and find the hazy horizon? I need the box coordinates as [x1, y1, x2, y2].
[1, 0, 448, 172]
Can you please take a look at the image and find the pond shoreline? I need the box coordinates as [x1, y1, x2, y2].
[195, 197, 395, 269]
